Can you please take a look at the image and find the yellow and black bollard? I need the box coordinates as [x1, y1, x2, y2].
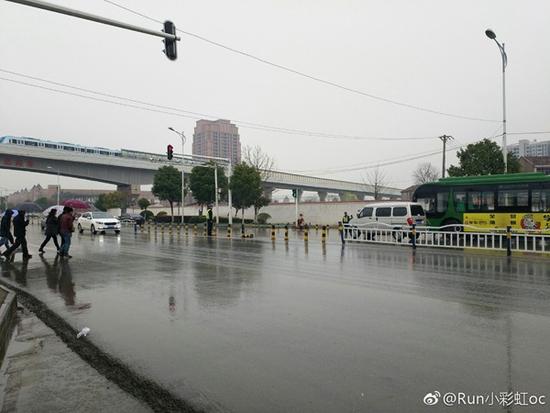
[227, 224, 232, 238]
[185, 224, 189, 236]
[193, 224, 197, 236]
[304, 225, 309, 242]
[203, 224, 207, 237]
[321, 225, 327, 243]
[271, 224, 276, 241]
[315, 224, 319, 232]
[161, 223, 165, 235]
[506, 225, 512, 256]
[284, 225, 289, 242]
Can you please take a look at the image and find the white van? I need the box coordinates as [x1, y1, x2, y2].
[348, 201, 426, 241]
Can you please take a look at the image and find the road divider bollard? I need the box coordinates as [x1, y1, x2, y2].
[321, 225, 327, 243]
[315, 224, 319, 231]
[304, 225, 309, 242]
[271, 225, 276, 241]
[161, 224, 165, 234]
[506, 225, 512, 256]
[241, 224, 246, 239]
[193, 224, 197, 236]
[227, 225, 232, 238]
[185, 224, 189, 236]
[203, 224, 207, 237]
[284, 225, 289, 242]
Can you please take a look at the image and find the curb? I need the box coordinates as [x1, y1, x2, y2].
[0, 286, 17, 366]
[0, 277, 203, 413]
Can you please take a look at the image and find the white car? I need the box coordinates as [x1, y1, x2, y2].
[77, 211, 121, 235]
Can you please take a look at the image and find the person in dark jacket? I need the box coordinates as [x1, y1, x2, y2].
[3, 210, 31, 260]
[0, 209, 14, 252]
[58, 207, 75, 258]
[38, 209, 60, 254]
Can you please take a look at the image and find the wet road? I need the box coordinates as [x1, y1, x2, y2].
[2, 225, 550, 412]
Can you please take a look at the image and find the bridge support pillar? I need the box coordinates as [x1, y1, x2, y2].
[263, 186, 274, 201]
[318, 191, 328, 202]
[116, 184, 140, 214]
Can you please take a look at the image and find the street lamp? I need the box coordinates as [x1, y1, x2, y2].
[485, 28, 508, 173]
[47, 165, 60, 205]
[168, 127, 186, 224]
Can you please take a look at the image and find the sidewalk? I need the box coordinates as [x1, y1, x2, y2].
[0, 306, 151, 413]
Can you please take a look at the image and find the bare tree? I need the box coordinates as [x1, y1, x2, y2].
[413, 162, 439, 184]
[243, 145, 275, 180]
[364, 167, 387, 200]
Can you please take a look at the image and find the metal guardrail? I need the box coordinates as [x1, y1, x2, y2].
[343, 223, 550, 255]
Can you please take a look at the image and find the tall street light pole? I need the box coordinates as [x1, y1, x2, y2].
[47, 165, 60, 205]
[168, 127, 186, 224]
[485, 28, 508, 173]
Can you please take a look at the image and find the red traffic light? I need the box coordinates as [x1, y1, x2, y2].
[167, 144, 174, 160]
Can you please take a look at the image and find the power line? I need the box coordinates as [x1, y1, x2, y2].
[291, 132, 504, 175]
[0, 69, 441, 142]
[103, 0, 499, 124]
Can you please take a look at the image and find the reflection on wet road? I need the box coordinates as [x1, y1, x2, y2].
[2, 227, 550, 412]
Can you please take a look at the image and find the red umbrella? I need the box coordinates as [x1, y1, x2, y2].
[62, 199, 90, 210]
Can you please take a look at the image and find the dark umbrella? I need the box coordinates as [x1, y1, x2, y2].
[14, 202, 42, 213]
[62, 199, 90, 210]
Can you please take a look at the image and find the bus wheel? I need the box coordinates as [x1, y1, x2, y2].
[443, 219, 462, 233]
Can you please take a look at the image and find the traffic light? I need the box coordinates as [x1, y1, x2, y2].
[292, 189, 297, 198]
[163, 21, 177, 61]
[167, 144, 174, 160]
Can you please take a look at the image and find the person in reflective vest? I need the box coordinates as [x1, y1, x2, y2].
[342, 212, 351, 237]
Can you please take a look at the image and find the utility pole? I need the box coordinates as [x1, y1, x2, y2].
[439, 135, 453, 178]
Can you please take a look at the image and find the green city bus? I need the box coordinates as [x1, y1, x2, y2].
[412, 173, 550, 233]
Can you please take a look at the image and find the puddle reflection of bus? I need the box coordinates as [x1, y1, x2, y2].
[413, 173, 550, 233]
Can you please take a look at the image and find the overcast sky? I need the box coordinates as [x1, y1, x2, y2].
[1, 0, 549, 195]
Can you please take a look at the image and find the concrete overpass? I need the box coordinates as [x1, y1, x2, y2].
[0, 137, 402, 200]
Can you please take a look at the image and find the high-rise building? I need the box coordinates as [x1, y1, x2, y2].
[508, 139, 550, 158]
[192, 119, 241, 164]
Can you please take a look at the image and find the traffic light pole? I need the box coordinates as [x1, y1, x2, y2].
[5, 0, 180, 41]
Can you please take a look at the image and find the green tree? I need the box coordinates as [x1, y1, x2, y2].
[95, 192, 124, 211]
[137, 197, 151, 210]
[188, 163, 228, 209]
[152, 166, 182, 222]
[230, 163, 263, 219]
[35, 196, 50, 209]
[448, 139, 520, 177]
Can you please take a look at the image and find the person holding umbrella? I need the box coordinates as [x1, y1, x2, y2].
[39, 208, 60, 254]
[3, 210, 32, 260]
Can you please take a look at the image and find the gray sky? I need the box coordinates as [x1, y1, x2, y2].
[1, 0, 549, 194]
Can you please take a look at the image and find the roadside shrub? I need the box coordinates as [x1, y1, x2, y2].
[257, 213, 271, 224]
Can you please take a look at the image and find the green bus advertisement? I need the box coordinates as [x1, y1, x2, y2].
[412, 173, 550, 233]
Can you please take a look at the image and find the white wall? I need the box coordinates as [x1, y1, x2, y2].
[140, 201, 370, 225]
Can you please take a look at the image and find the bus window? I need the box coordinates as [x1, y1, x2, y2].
[416, 196, 435, 214]
[498, 187, 529, 208]
[482, 192, 495, 211]
[467, 191, 495, 211]
[454, 192, 466, 212]
[436, 192, 448, 213]
[532, 189, 550, 212]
